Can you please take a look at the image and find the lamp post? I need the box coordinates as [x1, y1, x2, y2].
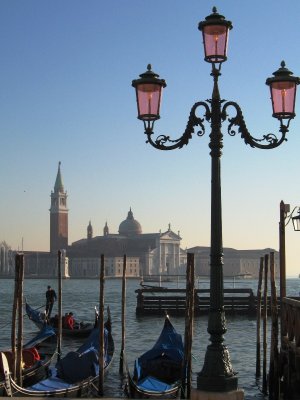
[132, 7, 299, 393]
[279, 201, 300, 347]
[279, 201, 300, 300]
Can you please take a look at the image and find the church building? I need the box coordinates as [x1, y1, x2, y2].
[23, 163, 186, 278]
[68, 209, 185, 278]
[11, 163, 278, 279]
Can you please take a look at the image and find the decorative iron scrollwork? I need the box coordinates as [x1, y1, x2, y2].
[145, 101, 211, 150]
[222, 101, 290, 149]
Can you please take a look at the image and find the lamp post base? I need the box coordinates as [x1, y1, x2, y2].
[197, 342, 238, 392]
[191, 388, 244, 400]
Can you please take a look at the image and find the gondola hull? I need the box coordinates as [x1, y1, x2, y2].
[0, 326, 57, 396]
[127, 374, 182, 399]
[125, 316, 184, 399]
[1, 310, 114, 397]
[26, 302, 94, 338]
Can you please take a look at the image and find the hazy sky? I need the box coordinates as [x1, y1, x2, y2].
[1, 0, 300, 277]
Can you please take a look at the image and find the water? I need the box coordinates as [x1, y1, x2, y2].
[0, 277, 299, 399]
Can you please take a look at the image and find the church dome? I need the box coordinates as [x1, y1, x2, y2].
[119, 208, 142, 236]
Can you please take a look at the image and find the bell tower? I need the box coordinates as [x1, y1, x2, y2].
[87, 221, 93, 239]
[50, 162, 68, 253]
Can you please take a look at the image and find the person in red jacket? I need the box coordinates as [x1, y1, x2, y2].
[64, 312, 74, 330]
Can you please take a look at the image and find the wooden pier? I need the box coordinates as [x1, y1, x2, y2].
[136, 287, 259, 316]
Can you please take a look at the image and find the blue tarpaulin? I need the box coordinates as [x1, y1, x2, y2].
[24, 325, 56, 349]
[138, 317, 184, 365]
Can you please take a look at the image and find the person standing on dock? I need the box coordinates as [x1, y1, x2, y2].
[45, 285, 57, 319]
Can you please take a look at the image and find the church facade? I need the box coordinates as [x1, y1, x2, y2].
[68, 209, 186, 278]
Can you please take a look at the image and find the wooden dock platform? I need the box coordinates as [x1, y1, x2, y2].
[136, 287, 260, 316]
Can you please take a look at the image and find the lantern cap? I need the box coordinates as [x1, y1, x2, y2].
[132, 64, 167, 88]
[198, 6, 232, 31]
[266, 61, 300, 86]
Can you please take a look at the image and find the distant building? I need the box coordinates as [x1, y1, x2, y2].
[187, 246, 280, 278]
[23, 250, 69, 278]
[2, 164, 280, 280]
[68, 211, 183, 278]
[69, 256, 140, 278]
[23, 163, 184, 278]
[0, 241, 15, 276]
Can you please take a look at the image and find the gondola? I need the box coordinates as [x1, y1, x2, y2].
[125, 315, 184, 398]
[0, 324, 56, 396]
[1, 308, 114, 397]
[26, 302, 95, 337]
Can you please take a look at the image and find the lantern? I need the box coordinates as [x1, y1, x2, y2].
[198, 7, 232, 63]
[266, 61, 300, 120]
[132, 64, 166, 122]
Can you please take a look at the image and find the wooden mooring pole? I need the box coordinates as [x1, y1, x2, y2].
[262, 253, 269, 395]
[11, 254, 19, 381]
[183, 252, 194, 398]
[256, 256, 264, 377]
[119, 254, 126, 374]
[57, 250, 62, 362]
[269, 252, 280, 400]
[16, 253, 24, 386]
[98, 254, 105, 396]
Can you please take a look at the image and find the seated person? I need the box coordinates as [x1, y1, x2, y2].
[50, 314, 59, 328]
[62, 313, 69, 329]
[64, 312, 75, 330]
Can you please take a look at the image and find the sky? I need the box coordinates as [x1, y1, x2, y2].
[1, 0, 300, 277]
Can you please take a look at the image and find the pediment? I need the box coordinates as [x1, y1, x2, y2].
[160, 230, 181, 241]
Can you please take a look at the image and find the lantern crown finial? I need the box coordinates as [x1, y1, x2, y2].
[267, 61, 300, 84]
[200, 7, 232, 28]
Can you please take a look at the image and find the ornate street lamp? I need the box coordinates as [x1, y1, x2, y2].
[132, 7, 299, 393]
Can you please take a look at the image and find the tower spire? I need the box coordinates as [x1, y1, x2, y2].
[87, 220, 93, 239]
[54, 161, 64, 193]
[104, 221, 109, 236]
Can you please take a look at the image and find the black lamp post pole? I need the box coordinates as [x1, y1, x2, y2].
[196, 66, 238, 391]
[132, 7, 299, 393]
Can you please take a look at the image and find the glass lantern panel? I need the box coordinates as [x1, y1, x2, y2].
[292, 215, 300, 231]
[136, 83, 162, 120]
[203, 24, 228, 62]
[271, 81, 296, 118]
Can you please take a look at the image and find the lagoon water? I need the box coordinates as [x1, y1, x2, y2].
[0, 277, 299, 399]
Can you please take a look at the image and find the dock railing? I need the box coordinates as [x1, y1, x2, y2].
[136, 287, 257, 316]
